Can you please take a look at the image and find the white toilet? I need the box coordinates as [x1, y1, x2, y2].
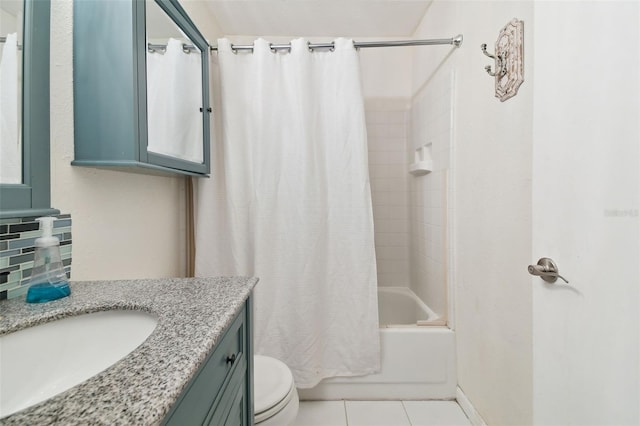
[254, 355, 299, 425]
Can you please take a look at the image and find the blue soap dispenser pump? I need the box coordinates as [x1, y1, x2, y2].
[26, 217, 71, 303]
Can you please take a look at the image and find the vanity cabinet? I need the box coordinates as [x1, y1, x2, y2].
[163, 298, 254, 426]
[72, 0, 210, 177]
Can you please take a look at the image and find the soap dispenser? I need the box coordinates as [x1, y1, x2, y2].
[25, 217, 71, 303]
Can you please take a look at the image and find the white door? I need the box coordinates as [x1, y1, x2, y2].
[532, 2, 639, 424]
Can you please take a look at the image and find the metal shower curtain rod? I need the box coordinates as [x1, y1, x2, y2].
[208, 34, 463, 52]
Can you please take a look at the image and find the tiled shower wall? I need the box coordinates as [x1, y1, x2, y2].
[365, 80, 453, 319]
[408, 70, 454, 319]
[0, 215, 72, 300]
[366, 102, 410, 287]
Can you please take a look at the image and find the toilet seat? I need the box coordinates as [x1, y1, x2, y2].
[254, 355, 298, 425]
[255, 380, 296, 423]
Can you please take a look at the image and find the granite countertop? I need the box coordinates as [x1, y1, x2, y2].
[0, 277, 258, 425]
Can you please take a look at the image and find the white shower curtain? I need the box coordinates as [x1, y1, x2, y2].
[195, 38, 380, 388]
[146, 38, 203, 163]
[0, 33, 21, 184]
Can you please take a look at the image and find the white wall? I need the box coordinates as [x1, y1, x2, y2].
[359, 43, 412, 101]
[451, 1, 535, 421]
[0, 6, 21, 39]
[49, 0, 220, 281]
[412, 1, 534, 424]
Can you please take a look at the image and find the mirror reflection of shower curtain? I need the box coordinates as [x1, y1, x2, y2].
[0, 33, 21, 184]
[146, 38, 203, 164]
[195, 38, 380, 388]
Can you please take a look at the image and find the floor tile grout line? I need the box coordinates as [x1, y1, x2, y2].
[400, 400, 413, 426]
[295, 400, 473, 426]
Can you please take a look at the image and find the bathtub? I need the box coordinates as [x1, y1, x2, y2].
[298, 287, 456, 400]
[378, 286, 442, 327]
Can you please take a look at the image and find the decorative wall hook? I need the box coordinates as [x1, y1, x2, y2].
[481, 18, 524, 102]
[480, 43, 506, 77]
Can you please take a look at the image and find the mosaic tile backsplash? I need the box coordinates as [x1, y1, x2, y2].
[0, 214, 72, 300]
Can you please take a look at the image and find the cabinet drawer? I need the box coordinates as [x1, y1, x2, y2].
[162, 305, 247, 425]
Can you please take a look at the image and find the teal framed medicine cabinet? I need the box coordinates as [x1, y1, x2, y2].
[0, 0, 59, 219]
[72, 0, 211, 177]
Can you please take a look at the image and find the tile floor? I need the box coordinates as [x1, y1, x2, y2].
[293, 400, 471, 426]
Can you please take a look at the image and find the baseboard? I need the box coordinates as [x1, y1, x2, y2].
[456, 386, 487, 426]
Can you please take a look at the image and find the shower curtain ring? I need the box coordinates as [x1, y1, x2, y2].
[330, 41, 335, 52]
[231, 43, 238, 54]
[270, 43, 276, 53]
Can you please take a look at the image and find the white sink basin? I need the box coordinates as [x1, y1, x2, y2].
[0, 310, 158, 418]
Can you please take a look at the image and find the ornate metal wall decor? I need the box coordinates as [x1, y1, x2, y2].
[481, 18, 524, 102]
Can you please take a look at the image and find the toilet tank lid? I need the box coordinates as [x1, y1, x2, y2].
[254, 355, 295, 414]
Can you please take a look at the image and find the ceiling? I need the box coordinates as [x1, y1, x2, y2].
[204, 0, 433, 37]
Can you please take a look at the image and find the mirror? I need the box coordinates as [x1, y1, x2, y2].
[145, 0, 204, 165]
[0, 0, 23, 184]
[71, 0, 209, 177]
[1, 0, 55, 218]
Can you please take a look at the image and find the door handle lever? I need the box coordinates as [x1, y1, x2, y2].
[528, 258, 569, 284]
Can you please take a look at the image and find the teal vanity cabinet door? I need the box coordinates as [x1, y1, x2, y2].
[72, 0, 210, 177]
[216, 374, 249, 426]
[162, 297, 254, 426]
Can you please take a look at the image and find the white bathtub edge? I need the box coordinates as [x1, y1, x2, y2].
[299, 327, 456, 401]
[456, 386, 488, 426]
